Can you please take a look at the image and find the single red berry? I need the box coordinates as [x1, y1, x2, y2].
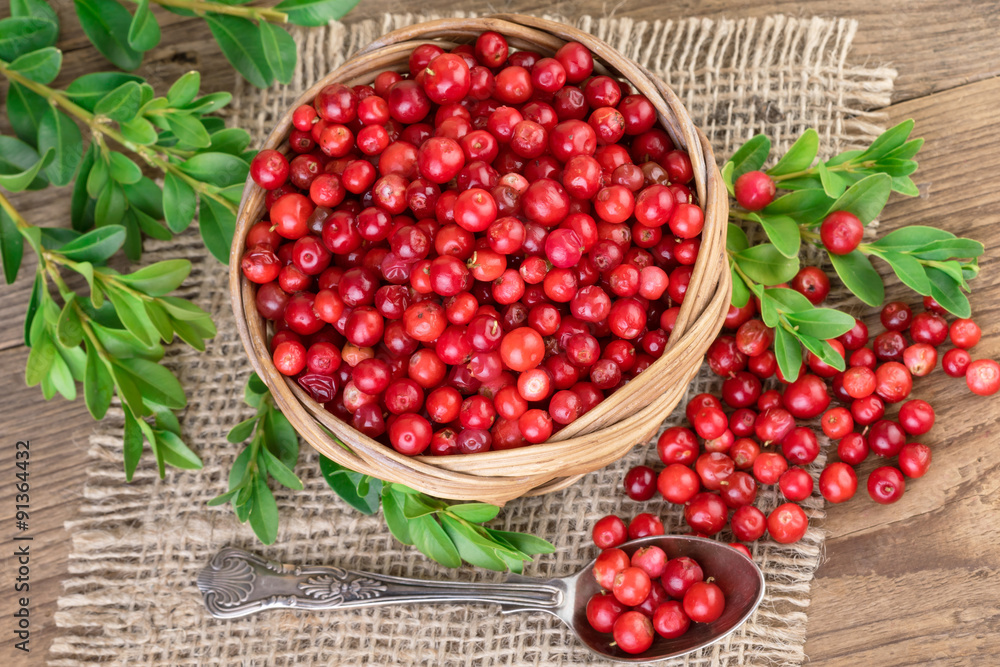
[767, 503, 809, 543]
[898, 443, 932, 478]
[734, 170, 776, 211]
[592, 515, 628, 549]
[612, 611, 655, 655]
[949, 318, 982, 349]
[966, 359, 1000, 396]
[624, 465, 658, 501]
[682, 581, 726, 623]
[820, 210, 863, 255]
[819, 462, 858, 503]
[867, 466, 905, 504]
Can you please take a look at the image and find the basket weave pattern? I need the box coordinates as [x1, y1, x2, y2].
[230, 14, 730, 504]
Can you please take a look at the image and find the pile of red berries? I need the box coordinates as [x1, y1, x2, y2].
[593, 293, 996, 548]
[587, 546, 725, 654]
[242, 31, 708, 456]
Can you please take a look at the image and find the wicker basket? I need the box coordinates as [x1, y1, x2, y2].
[229, 14, 730, 505]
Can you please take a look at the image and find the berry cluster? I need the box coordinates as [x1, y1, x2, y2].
[587, 547, 725, 654]
[592, 292, 995, 549]
[242, 32, 708, 456]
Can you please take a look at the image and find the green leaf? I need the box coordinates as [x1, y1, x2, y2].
[115, 356, 186, 409]
[878, 250, 932, 295]
[103, 285, 156, 346]
[484, 529, 555, 555]
[83, 345, 113, 420]
[122, 406, 144, 480]
[249, 475, 279, 544]
[116, 259, 191, 296]
[94, 81, 143, 122]
[108, 152, 142, 185]
[23, 273, 44, 345]
[46, 350, 76, 401]
[143, 300, 173, 340]
[797, 334, 846, 372]
[205, 14, 273, 88]
[861, 119, 914, 161]
[179, 152, 250, 188]
[891, 175, 920, 197]
[753, 213, 800, 258]
[165, 71, 199, 107]
[447, 503, 500, 524]
[261, 409, 298, 468]
[261, 447, 303, 490]
[773, 325, 802, 383]
[402, 493, 438, 519]
[246, 371, 268, 399]
[869, 225, 954, 252]
[11, 0, 59, 25]
[0, 208, 24, 285]
[5, 82, 48, 147]
[8, 46, 62, 84]
[89, 321, 162, 360]
[259, 21, 296, 85]
[726, 223, 749, 253]
[56, 296, 84, 347]
[66, 73, 143, 112]
[161, 172, 196, 233]
[38, 108, 84, 187]
[96, 181, 127, 228]
[57, 225, 126, 263]
[768, 129, 818, 176]
[764, 287, 818, 314]
[156, 429, 203, 469]
[829, 250, 884, 307]
[275, 0, 358, 26]
[120, 117, 157, 145]
[439, 515, 508, 571]
[183, 91, 233, 115]
[74, 0, 143, 70]
[208, 129, 252, 158]
[71, 145, 97, 231]
[122, 177, 164, 220]
[382, 487, 412, 545]
[26, 330, 57, 386]
[227, 416, 257, 444]
[886, 138, 924, 161]
[826, 173, 892, 225]
[720, 161, 735, 197]
[733, 244, 800, 286]
[127, 0, 160, 51]
[0, 143, 53, 192]
[199, 196, 236, 264]
[925, 267, 971, 318]
[817, 160, 849, 198]
[158, 295, 212, 321]
[166, 114, 211, 149]
[409, 514, 462, 568]
[910, 238, 985, 261]
[730, 265, 750, 308]
[784, 308, 857, 339]
[318, 456, 383, 514]
[0, 17, 58, 61]
[763, 189, 833, 226]
[726, 134, 770, 180]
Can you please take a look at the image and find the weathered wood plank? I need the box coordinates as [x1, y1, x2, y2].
[805, 75, 1000, 667]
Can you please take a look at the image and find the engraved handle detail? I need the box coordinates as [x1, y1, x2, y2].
[198, 547, 564, 619]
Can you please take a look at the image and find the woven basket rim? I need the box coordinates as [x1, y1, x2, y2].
[229, 14, 730, 504]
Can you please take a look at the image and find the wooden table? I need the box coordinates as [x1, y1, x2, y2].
[4, 1, 999, 664]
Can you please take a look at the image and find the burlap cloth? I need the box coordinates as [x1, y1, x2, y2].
[47, 13, 895, 666]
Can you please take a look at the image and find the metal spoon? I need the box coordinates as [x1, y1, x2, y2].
[198, 535, 765, 663]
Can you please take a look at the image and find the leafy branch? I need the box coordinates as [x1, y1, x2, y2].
[31, 0, 361, 87]
[217, 375, 557, 569]
[210, 373, 303, 544]
[723, 120, 984, 381]
[1, 191, 214, 478]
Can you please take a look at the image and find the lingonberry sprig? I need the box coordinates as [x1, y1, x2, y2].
[1, 0, 359, 88]
[320, 458, 556, 572]
[722, 120, 984, 381]
[0, 13, 256, 480]
[0, 191, 214, 478]
[210, 373, 304, 544]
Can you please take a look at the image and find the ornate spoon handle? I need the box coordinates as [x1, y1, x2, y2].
[198, 547, 564, 619]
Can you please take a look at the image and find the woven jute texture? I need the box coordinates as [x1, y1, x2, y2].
[48, 13, 895, 666]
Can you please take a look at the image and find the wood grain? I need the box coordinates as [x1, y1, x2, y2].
[3, 0, 1000, 664]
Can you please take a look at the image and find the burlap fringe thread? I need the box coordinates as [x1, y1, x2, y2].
[48, 13, 894, 667]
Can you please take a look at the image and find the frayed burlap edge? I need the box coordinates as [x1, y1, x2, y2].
[48, 13, 894, 667]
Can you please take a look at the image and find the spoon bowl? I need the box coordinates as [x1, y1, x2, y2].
[199, 536, 765, 663]
[533, 535, 766, 661]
